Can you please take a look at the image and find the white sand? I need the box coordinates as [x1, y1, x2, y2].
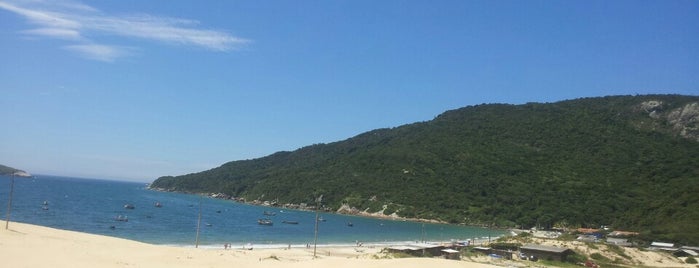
[528, 237, 695, 268]
[0, 222, 498, 268]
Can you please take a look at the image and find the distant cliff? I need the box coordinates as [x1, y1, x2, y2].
[152, 94, 699, 245]
[0, 164, 32, 177]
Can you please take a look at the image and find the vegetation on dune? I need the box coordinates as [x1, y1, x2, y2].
[686, 256, 697, 264]
[151, 94, 699, 245]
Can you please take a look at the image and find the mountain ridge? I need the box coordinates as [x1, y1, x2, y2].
[0, 164, 31, 177]
[151, 94, 699, 244]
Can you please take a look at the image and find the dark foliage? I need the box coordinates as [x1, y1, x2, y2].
[0, 164, 23, 175]
[151, 95, 699, 245]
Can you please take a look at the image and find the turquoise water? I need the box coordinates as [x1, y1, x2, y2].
[0, 175, 505, 247]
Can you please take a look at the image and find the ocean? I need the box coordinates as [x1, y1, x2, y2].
[0, 175, 505, 248]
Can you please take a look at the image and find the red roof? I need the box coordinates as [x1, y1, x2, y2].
[577, 228, 600, 234]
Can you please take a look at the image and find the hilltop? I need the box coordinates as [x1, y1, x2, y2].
[151, 95, 699, 245]
[0, 164, 31, 177]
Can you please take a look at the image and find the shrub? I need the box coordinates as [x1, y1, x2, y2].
[585, 242, 599, 249]
[606, 244, 632, 260]
[558, 233, 577, 241]
[383, 204, 399, 215]
[590, 253, 610, 262]
[566, 253, 586, 263]
[517, 232, 532, 238]
[686, 256, 697, 264]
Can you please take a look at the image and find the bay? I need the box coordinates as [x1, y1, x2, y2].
[0, 175, 505, 248]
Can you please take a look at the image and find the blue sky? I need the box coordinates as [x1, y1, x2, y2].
[1, 0, 697, 182]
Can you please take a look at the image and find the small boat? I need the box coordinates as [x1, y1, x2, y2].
[263, 211, 276, 216]
[154, 202, 162, 208]
[43, 200, 49, 206]
[41, 206, 49, 210]
[257, 218, 273, 226]
[282, 220, 299, 224]
[347, 221, 354, 227]
[115, 215, 129, 222]
[318, 217, 326, 222]
[124, 204, 135, 209]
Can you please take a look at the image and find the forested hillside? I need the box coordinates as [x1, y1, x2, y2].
[151, 95, 699, 245]
[0, 164, 25, 175]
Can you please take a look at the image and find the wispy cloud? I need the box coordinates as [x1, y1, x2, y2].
[63, 44, 133, 62]
[0, 0, 250, 61]
[23, 27, 82, 39]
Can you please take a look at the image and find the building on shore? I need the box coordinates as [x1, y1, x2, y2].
[519, 244, 574, 262]
[650, 242, 677, 252]
[606, 237, 633, 247]
[386, 243, 446, 257]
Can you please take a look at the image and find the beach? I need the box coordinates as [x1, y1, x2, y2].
[0, 221, 499, 268]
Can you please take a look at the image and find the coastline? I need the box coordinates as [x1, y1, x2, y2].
[162, 237, 497, 250]
[0, 221, 500, 268]
[150, 187, 499, 227]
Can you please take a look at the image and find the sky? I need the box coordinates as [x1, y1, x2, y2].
[1, 0, 697, 182]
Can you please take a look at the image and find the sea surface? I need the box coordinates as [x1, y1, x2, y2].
[0, 175, 505, 248]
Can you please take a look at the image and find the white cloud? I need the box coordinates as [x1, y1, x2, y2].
[23, 27, 82, 39]
[63, 44, 131, 62]
[0, 0, 250, 61]
[87, 14, 248, 52]
[0, 1, 81, 28]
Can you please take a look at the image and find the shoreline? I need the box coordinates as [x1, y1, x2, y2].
[1, 221, 501, 268]
[149, 187, 504, 228]
[159, 237, 497, 250]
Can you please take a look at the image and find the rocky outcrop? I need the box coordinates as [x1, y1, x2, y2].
[639, 100, 699, 142]
[666, 102, 699, 141]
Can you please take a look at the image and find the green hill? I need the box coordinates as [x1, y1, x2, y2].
[0, 164, 26, 176]
[151, 95, 699, 245]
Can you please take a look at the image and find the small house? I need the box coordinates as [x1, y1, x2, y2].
[386, 243, 445, 257]
[441, 249, 460, 260]
[472, 246, 492, 255]
[577, 234, 599, 243]
[491, 249, 514, 260]
[520, 244, 574, 262]
[673, 249, 698, 257]
[576, 228, 600, 234]
[606, 237, 632, 247]
[608, 230, 639, 237]
[650, 242, 677, 252]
